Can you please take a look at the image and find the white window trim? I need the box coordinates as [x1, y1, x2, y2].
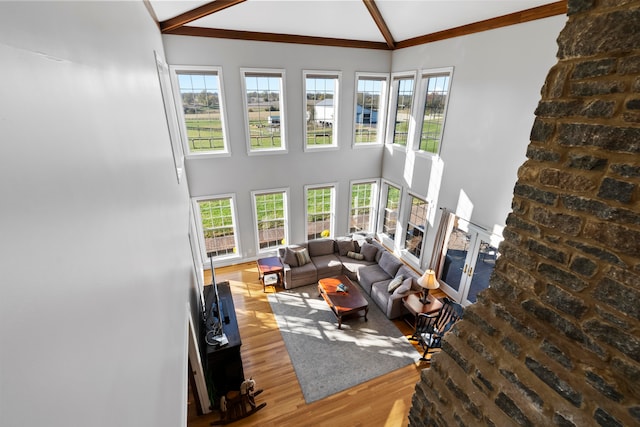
[241, 68, 288, 156]
[385, 71, 418, 151]
[251, 187, 290, 255]
[304, 183, 337, 240]
[348, 178, 380, 234]
[377, 179, 402, 248]
[303, 70, 341, 152]
[412, 66, 454, 157]
[170, 65, 231, 159]
[353, 72, 389, 148]
[192, 193, 241, 268]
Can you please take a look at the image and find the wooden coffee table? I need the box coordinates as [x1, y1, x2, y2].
[317, 275, 368, 329]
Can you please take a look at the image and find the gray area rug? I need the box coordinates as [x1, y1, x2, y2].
[267, 283, 419, 403]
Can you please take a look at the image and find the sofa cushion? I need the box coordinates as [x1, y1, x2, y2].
[387, 275, 404, 293]
[337, 239, 356, 256]
[308, 239, 336, 257]
[393, 277, 414, 296]
[283, 247, 299, 267]
[346, 250, 364, 260]
[313, 254, 343, 279]
[295, 248, 312, 266]
[360, 242, 378, 262]
[358, 264, 391, 294]
[378, 251, 402, 277]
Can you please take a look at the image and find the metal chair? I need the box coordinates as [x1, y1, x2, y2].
[413, 297, 464, 361]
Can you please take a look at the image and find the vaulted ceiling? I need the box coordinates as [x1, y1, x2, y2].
[148, 0, 567, 50]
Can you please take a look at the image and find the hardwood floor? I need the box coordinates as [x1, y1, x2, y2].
[188, 262, 445, 427]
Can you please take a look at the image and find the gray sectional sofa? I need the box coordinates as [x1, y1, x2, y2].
[277, 234, 423, 319]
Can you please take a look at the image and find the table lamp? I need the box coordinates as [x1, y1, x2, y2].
[417, 269, 439, 304]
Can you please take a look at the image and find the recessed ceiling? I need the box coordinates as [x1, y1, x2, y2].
[149, 0, 566, 50]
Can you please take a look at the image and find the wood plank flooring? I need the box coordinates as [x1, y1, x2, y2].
[187, 262, 445, 427]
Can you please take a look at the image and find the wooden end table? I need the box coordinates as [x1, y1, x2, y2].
[402, 292, 443, 330]
[256, 256, 283, 292]
[318, 275, 369, 329]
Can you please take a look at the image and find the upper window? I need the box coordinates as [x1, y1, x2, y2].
[388, 73, 415, 147]
[349, 180, 378, 234]
[304, 71, 340, 150]
[416, 69, 453, 154]
[194, 195, 239, 262]
[403, 194, 428, 259]
[172, 66, 229, 156]
[305, 184, 336, 240]
[252, 189, 289, 252]
[241, 69, 286, 154]
[353, 73, 388, 145]
[380, 182, 401, 240]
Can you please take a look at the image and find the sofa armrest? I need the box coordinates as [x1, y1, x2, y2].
[281, 263, 292, 289]
[387, 290, 420, 319]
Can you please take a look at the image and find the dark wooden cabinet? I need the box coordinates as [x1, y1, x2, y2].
[202, 281, 244, 408]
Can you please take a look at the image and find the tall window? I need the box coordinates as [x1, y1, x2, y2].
[350, 180, 378, 233]
[306, 185, 335, 240]
[195, 195, 239, 260]
[404, 195, 428, 259]
[417, 69, 453, 154]
[381, 183, 401, 239]
[242, 69, 286, 153]
[354, 73, 388, 145]
[304, 71, 340, 149]
[389, 74, 415, 146]
[252, 189, 288, 251]
[172, 66, 228, 155]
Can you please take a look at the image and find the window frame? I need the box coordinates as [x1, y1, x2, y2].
[192, 194, 241, 267]
[385, 71, 417, 149]
[353, 72, 389, 147]
[304, 183, 337, 241]
[251, 188, 290, 254]
[170, 65, 230, 158]
[412, 67, 454, 156]
[348, 179, 379, 234]
[241, 68, 288, 156]
[401, 192, 429, 264]
[377, 180, 402, 247]
[303, 70, 341, 151]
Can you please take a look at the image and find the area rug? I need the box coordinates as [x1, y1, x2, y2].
[267, 283, 419, 403]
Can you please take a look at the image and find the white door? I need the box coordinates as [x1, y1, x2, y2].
[439, 225, 501, 306]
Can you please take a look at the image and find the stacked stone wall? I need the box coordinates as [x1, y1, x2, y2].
[409, 1, 640, 426]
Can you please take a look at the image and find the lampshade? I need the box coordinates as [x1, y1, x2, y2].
[418, 269, 439, 290]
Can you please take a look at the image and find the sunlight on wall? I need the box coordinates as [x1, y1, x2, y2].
[455, 189, 474, 232]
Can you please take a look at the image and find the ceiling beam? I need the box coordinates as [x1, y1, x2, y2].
[362, 0, 395, 49]
[163, 27, 391, 50]
[396, 1, 567, 49]
[160, 0, 247, 33]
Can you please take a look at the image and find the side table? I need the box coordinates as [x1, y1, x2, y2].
[256, 256, 283, 292]
[402, 292, 443, 330]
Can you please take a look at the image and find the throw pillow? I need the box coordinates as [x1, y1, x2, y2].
[295, 248, 311, 266]
[393, 277, 413, 296]
[337, 239, 356, 256]
[360, 242, 378, 262]
[388, 275, 404, 293]
[283, 247, 298, 267]
[346, 250, 364, 260]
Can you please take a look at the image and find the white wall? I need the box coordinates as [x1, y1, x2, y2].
[0, 2, 196, 426]
[163, 36, 391, 260]
[388, 16, 566, 266]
